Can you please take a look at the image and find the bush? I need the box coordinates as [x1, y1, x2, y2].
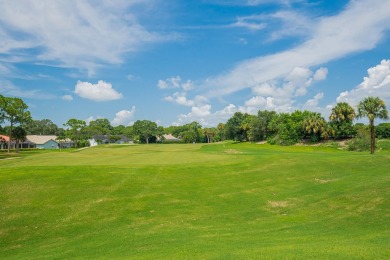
[375, 123, 390, 139]
[347, 128, 371, 151]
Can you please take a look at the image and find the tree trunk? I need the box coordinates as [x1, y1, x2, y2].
[370, 120, 375, 154]
[8, 122, 12, 153]
[146, 137, 149, 144]
[16, 140, 20, 153]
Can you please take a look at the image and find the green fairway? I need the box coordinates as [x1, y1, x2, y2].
[1, 143, 389, 259]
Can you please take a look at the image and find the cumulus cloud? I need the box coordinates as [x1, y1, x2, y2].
[174, 104, 226, 126]
[245, 66, 326, 112]
[0, 0, 173, 75]
[304, 92, 324, 108]
[313, 67, 328, 81]
[62, 95, 73, 101]
[164, 92, 208, 107]
[74, 80, 123, 101]
[157, 76, 194, 91]
[336, 59, 390, 106]
[111, 106, 136, 126]
[204, 0, 390, 97]
[164, 92, 194, 106]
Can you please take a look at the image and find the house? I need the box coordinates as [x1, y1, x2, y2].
[1, 135, 36, 149]
[159, 134, 181, 143]
[89, 135, 133, 146]
[26, 135, 59, 149]
[0, 135, 10, 150]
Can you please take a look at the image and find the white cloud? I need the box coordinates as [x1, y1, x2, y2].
[74, 80, 123, 101]
[304, 92, 324, 108]
[245, 96, 267, 107]
[174, 104, 221, 127]
[157, 76, 194, 91]
[164, 92, 194, 106]
[232, 15, 266, 31]
[0, 80, 55, 99]
[164, 92, 208, 107]
[0, 0, 173, 75]
[313, 67, 328, 81]
[111, 106, 136, 126]
[204, 0, 390, 97]
[62, 95, 73, 101]
[247, 66, 325, 112]
[336, 59, 390, 106]
[267, 10, 313, 41]
[191, 105, 212, 117]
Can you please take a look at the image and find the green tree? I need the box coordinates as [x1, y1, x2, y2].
[375, 123, 390, 139]
[111, 125, 126, 135]
[329, 102, 356, 139]
[64, 119, 88, 147]
[56, 131, 67, 149]
[0, 95, 32, 153]
[250, 110, 276, 141]
[357, 97, 389, 154]
[133, 120, 158, 144]
[156, 126, 166, 143]
[302, 113, 329, 142]
[217, 123, 225, 141]
[203, 127, 217, 143]
[26, 119, 59, 135]
[108, 135, 121, 143]
[225, 112, 251, 141]
[11, 126, 27, 153]
[88, 118, 113, 136]
[171, 122, 202, 143]
[268, 110, 312, 145]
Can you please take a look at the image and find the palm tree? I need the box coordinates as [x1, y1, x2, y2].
[303, 113, 327, 142]
[357, 97, 389, 154]
[217, 123, 225, 141]
[329, 102, 356, 139]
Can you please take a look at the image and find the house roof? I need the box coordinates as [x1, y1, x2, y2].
[0, 135, 10, 142]
[92, 135, 132, 142]
[26, 135, 58, 145]
[163, 134, 181, 141]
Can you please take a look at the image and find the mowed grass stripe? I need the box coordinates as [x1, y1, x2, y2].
[0, 142, 389, 259]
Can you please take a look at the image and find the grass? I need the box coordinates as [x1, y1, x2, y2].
[0, 142, 389, 259]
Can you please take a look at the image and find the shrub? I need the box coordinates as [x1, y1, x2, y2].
[347, 128, 371, 151]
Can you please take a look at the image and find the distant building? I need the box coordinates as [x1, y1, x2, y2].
[26, 135, 59, 149]
[89, 135, 133, 146]
[0, 135, 10, 150]
[159, 134, 181, 143]
[25, 135, 73, 149]
[0, 135, 73, 150]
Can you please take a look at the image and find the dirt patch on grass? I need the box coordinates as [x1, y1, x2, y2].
[268, 200, 288, 208]
[314, 178, 338, 184]
[224, 149, 243, 154]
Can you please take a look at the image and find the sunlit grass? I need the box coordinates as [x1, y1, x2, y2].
[0, 142, 389, 259]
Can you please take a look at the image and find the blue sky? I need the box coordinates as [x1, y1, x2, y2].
[1, 0, 389, 127]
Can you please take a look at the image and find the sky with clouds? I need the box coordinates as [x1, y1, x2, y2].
[0, 0, 389, 127]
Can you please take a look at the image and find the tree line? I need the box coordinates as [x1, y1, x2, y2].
[1, 94, 388, 154]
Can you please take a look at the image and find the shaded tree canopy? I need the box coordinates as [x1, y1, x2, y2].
[133, 120, 158, 144]
[26, 119, 59, 135]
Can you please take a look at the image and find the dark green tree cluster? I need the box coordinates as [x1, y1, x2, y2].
[1, 95, 388, 153]
[221, 97, 388, 154]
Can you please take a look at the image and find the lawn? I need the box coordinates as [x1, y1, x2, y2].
[0, 142, 389, 259]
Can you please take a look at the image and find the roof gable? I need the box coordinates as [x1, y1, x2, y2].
[26, 135, 58, 145]
[0, 135, 10, 142]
